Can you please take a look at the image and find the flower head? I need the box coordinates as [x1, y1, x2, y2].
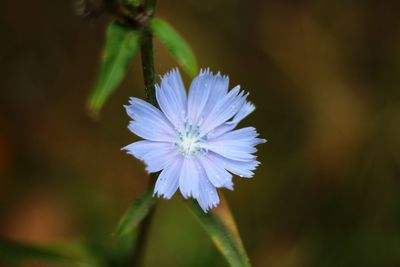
[123, 69, 265, 212]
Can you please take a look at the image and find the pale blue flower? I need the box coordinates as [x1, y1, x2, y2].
[123, 69, 265, 212]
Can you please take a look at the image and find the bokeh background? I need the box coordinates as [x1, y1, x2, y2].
[1, 0, 400, 266]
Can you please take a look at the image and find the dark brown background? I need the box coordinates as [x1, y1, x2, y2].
[1, 0, 400, 266]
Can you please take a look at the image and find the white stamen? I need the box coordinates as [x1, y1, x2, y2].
[175, 122, 207, 156]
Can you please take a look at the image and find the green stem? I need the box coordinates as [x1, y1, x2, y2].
[129, 1, 158, 266]
[141, 28, 157, 106]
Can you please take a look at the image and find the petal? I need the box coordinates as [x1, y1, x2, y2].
[179, 157, 200, 198]
[156, 69, 187, 130]
[196, 166, 220, 212]
[214, 127, 266, 146]
[204, 144, 257, 161]
[201, 71, 230, 113]
[203, 127, 266, 161]
[154, 156, 184, 199]
[142, 146, 179, 173]
[187, 69, 229, 125]
[207, 123, 236, 139]
[122, 140, 170, 160]
[198, 154, 233, 188]
[232, 101, 255, 125]
[206, 101, 255, 139]
[200, 86, 248, 135]
[161, 68, 187, 105]
[123, 141, 178, 173]
[222, 179, 234, 190]
[208, 152, 260, 178]
[219, 126, 260, 141]
[125, 97, 175, 141]
[187, 72, 212, 125]
[128, 121, 174, 142]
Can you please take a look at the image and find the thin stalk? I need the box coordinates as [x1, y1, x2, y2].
[129, 1, 158, 266]
[141, 28, 157, 106]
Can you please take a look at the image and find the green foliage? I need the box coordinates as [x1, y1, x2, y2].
[150, 18, 198, 77]
[114, 187, 157, 238]
[0, 237, 93, 266]
[124, 0, 141, 7]
[88, 21, 141, 116]
[101, 233, 137, 267]
[188, 196, 251, 267]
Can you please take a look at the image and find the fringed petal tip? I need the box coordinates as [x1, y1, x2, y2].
[197, 68, 229, 80]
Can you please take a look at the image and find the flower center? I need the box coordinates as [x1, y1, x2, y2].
[175, 123, 207, 156]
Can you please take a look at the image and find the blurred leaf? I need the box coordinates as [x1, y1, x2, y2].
[114, 187, 157, 238]
[187, 195, 251, 267]
[105, 231, 137, 266]
[0, 237, 92, 266]
[124, 0, 140, 7]
[149, 18, 198, 77]
[88, 21, 141, 116]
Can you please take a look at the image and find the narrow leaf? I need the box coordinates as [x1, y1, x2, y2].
[88, 21, 141, 116]
[149, 18, 198, 77]
[114, 187, 157, 238]
[187, 195, 251, 267]
[124, 0, 140, 7]
[0, 237, 91, 266]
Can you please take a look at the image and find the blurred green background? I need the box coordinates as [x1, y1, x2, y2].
[1, 0, 400, 266]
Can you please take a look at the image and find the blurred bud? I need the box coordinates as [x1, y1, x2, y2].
[74, 0, 105, 18]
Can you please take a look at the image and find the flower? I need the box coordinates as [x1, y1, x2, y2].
[123, 69, 265, 212]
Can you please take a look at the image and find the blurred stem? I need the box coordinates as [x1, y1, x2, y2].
[128, 175, 157, 267]
[129, 1, 158, 266]
[143, 0, 157, 14]
[141, 27, 157, 106]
